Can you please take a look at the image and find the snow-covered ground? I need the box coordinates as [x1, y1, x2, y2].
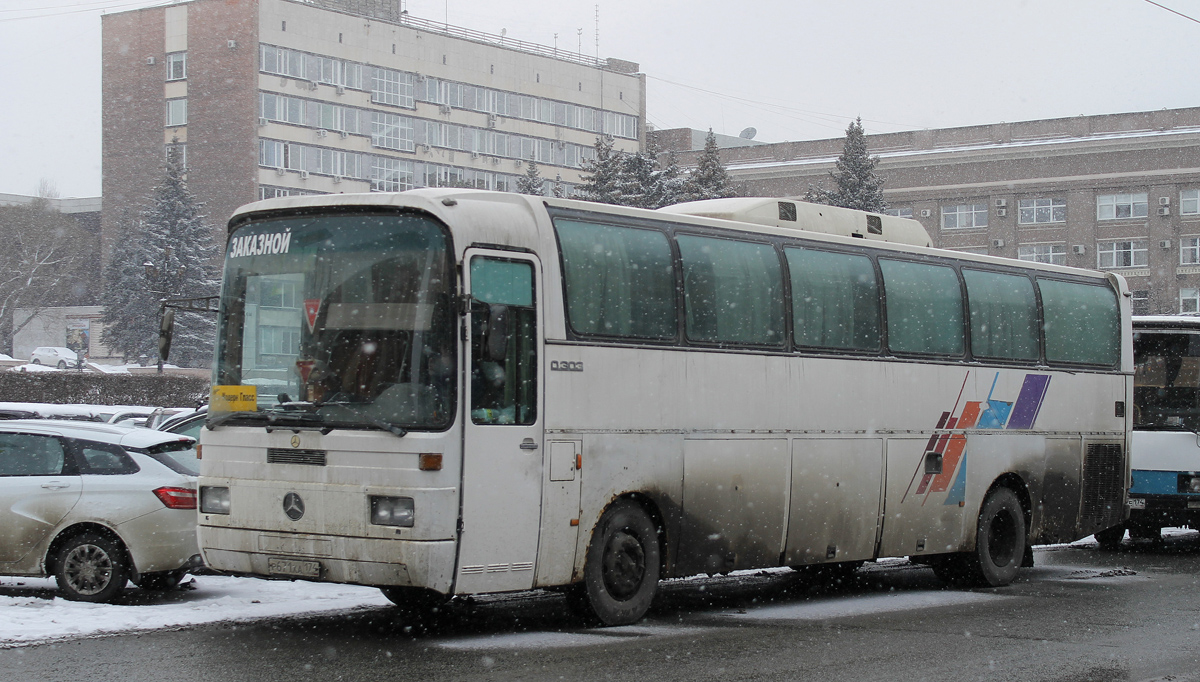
[0, 532, 1173, 649]
[0, 574, 390, 648]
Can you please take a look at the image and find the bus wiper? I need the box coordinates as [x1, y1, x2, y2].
[205, 411, 260, 430]
[264, 410, 333, 434]
[316, 400, 408, 437]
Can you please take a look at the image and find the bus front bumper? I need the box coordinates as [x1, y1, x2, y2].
[198, 525, 457, 593]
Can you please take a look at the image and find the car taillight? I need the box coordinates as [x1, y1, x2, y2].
[154, 486, 198, 510]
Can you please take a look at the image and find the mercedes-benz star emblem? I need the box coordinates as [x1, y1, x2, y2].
[290, 435, 301, 448]
[283, 492, 305, 521]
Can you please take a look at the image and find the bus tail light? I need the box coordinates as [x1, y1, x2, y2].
[370, 496, 414, 527]
[154, 487, 198, 510]
[200, 486, 231, 514]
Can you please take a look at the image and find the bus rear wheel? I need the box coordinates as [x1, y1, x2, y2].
[933, 487, 1026, 587]
[1094, 525, 1126, 550]
[575, 499, 660, 626]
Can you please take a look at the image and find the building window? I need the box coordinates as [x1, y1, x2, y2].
[370, 157, 414, 192]
[941, 203, 988, 229]
[1017, 244, 1066, 265]
[883, 208, 913, 218]
[1097, 193, 1148, 220]
[165, 143, 186, 170]
[259, 93, 304, 125]
[1182, 189, 1200, 215]
[165, 99, 187, 127]
[166, 52, 186, 81]
[371, 112, 414, 151]
[371, 67, 414, 108]
[1097, 240, 1148, 268]
[1182, 237, 1200, 265]
[1132, 290, 1150, 315]
[1018, 198, 1065, 224]
[1182, 288, 1200, 314]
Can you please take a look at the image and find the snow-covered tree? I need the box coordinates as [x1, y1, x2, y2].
[102, 147, 219, 367]
[618, 145, 658, 209]
[650, 147, 688, 208]
[680, 130, 737, 202]
[515, 158, 546, 195]
[805, 117, 887, 213]
[574, 135, 626, 205]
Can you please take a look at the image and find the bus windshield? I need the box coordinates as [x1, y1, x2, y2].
[213, 211, 456, 432]
[1134, 329, 1200, 431]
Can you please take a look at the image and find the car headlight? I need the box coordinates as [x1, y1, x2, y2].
[369, 495, 414, 527]
[200, 486, 231, 514]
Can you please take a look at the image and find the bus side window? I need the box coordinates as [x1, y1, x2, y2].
[879, 258, 964, 356]
[1038, 279, 1120, 366]
[470, 257, 537, 425]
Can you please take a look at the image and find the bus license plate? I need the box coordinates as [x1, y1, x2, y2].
[1128, 498, 1146, 510]
[267, 557, 321, 578]
[1188, 500, 1200, 509]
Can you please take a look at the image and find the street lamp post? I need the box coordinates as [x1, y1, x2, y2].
[143, 255, 184, 375]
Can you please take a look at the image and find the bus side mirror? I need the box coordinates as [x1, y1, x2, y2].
[158, 308, 175, 362]
[487, 304, 509, 362]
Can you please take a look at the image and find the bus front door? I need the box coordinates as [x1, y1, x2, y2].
[456, 249, 544, 594]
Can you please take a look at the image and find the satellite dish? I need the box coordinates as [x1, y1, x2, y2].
[739, 127, 757, 140]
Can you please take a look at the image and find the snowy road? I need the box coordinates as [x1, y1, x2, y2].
[3, 533, 1200, 682]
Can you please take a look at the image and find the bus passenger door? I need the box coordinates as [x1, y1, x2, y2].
[456, 250, 543, 594]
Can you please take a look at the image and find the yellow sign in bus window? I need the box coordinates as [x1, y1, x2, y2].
[210, 385, 257, 412]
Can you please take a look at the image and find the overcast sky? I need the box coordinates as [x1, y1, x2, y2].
[2, 0, 1199, 198]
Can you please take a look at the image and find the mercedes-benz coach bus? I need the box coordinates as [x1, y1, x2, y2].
[1096, 315, 1200, 547]
[197, 190, 1131, 625]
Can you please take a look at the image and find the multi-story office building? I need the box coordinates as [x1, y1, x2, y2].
[102, 0, 644, 257]
[659, 107, 1200, 314]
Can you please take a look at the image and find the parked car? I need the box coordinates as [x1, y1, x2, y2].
[0, 420, 201, 602]
[29, 347, 79, 369]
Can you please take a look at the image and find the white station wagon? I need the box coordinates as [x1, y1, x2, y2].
[0, 420, 201, 602]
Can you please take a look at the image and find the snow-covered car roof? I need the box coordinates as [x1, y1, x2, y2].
[0, 419, 195, 450]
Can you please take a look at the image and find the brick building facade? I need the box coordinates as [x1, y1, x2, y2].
[101, 0, 645, 262]
[659, 108, 1200, 314]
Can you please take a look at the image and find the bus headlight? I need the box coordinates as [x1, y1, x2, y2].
[200, 486, 231, 514]
[370, 496, 414, 527]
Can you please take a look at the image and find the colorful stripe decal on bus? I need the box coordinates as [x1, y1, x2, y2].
[906, 371, 1052, 506]
[1006, 374, 1053, 430]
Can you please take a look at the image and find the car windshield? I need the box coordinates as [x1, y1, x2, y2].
[212, 211, 456, 433]
[1134, 330, 1200, 431]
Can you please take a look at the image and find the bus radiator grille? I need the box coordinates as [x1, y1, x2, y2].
[1081, 443, 1125, 530]
[267, 448, 328, 466]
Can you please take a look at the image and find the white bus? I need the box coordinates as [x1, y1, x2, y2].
[196, 190, 1131, 625]
[1096, 315, 1200, 547]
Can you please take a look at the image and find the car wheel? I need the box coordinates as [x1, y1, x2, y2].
[136, 569, 188, 591]
[31, 358, 40, 365]
[1095, 525, 1126, 550]
[56, 360, 67, 369]
[932, 487, 1026, 587]
[574, 499, 660, 626]
[54, 532, 130, 603]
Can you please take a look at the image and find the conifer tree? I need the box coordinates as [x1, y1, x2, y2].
[680, 130, 737, 202]
[515, 158, 546, 195]
[651, 147, 688, 208]
[102, 146, 219, 367]
[804, 117, 887, 213]
[618, 146, 658, 209]
[574, 135, 625, 204]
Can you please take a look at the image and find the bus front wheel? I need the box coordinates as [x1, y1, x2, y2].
[576, 499, 660, 626]
[934, 487, 1026, 587]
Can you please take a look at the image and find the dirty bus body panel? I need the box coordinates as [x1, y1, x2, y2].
[198, 190, 1130, 624]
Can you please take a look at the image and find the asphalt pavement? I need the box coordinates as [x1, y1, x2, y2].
[3, 533, 1200, 682]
